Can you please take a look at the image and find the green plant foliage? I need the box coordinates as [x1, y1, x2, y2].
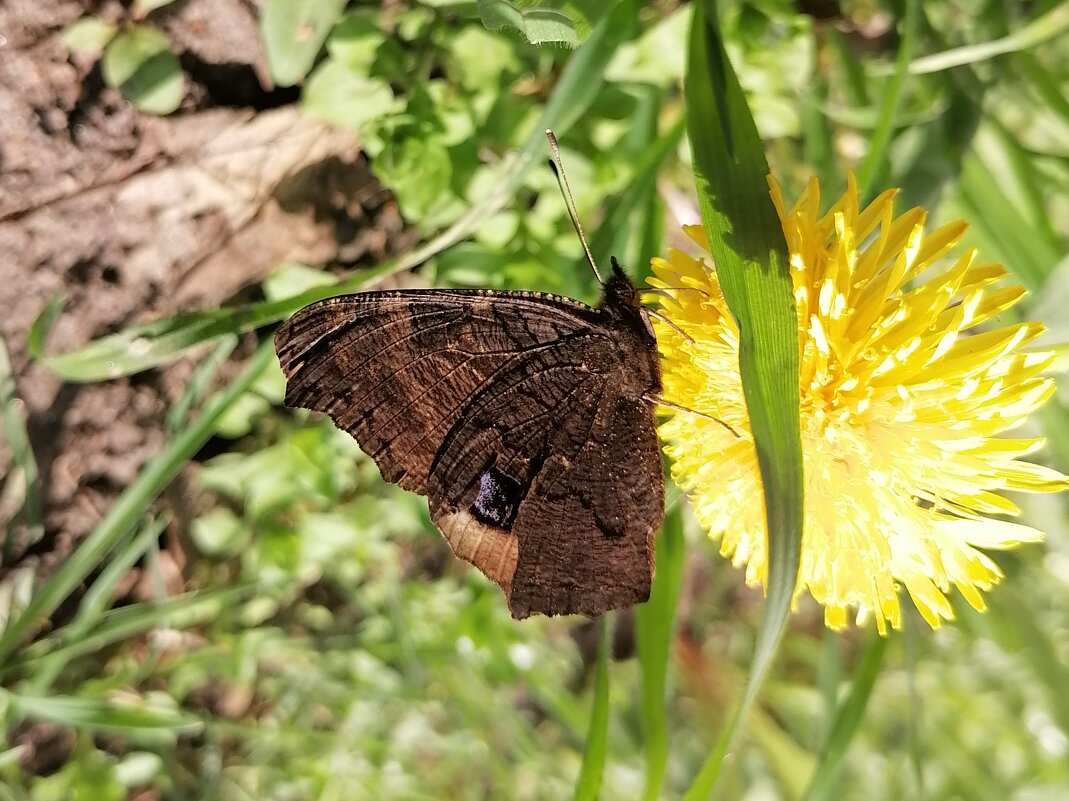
[477, 0, 580, 47]
[682, 2, 802, 796]
[10, 1, 1069, 799]
[100, 25, 184, 115]
[60, 17, 118, 54]
[260, 0, 349, 86]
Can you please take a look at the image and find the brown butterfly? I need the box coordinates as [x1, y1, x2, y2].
[274, 135, 664, 619]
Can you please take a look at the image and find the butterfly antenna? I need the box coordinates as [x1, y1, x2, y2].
[644, 308, 695, 343]
[644, 395, 742, 439]
[546, 129, 603, 284]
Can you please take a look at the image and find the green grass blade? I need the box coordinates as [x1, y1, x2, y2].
[168, 335, 238, 432]
[28, 261, 398, 382]
[590, 114, 687, 275]
[816, 631, 841, 747]
[636, 505, 685, 801]
[802, 634, 889, 801]
[904, 613, 925, 796]
[0, 334, 42, 554]
[956, 143, 1062, 291]
[855, 0, 919, 199]
[903, 2, 1069, 75]
[3, 689, 202, 733]
[20, 517, 167, 692]
[10, 585, 254, 678]
[1014, 51, 1069, 127]
[573, 614, 612, 801]
[681, 2, 802, 797]
[0, 342, 274, 664]
[537, 0, 639, 136]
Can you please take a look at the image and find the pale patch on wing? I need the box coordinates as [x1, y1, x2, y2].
[434, 508, 519, 595]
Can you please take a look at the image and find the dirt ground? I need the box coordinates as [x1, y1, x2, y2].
[0, 0, 414, 583]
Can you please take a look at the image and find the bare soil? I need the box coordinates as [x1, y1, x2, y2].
[0, 0, 414, 588]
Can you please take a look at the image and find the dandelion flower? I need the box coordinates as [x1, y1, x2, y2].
[651, 174, 1068, 633]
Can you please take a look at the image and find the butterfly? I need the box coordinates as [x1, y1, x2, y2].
[274, 134, 664, 618]
[274, 256, 664, 619]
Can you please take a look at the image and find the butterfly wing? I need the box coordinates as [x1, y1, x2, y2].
[428, 348, 663, 618]
[275, 289, 663, 618]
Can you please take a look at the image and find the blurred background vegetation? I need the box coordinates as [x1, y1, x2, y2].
[1, 0, 1067, 799]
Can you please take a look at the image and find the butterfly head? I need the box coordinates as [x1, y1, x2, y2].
[602, 256, 658, 346]
[603, 256, 641, 308]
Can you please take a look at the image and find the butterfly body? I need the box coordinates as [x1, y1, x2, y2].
[275, 261, 664, 618]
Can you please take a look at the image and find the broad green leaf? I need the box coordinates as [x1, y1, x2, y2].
[260, 0, 348, 86]
[802, 634, 889, 801]
[101, 26, 184, 115]
[478, 0, 579, 47]
[573, 615, 611, 801]
[326, 10, 396, 74]
[636, 504, 686, 801]
[302, 59, 399, 132]
[61, 16, 118, 53]
[0, 344, 274, 664]
[682, 2, 802, 798]
[375, 135, 455, 222]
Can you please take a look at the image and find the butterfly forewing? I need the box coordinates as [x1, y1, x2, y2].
[275, 279, 664, 618]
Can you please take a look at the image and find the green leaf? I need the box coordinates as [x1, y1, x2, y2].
[191, 507, 251, 556]
[101, 26, 184, 115]
[956, 135, 1062, 292]
[478, 0, 579, 47]
[11, 585, 254, 679]
[573, 615, 611, 801]
[0, 344, 274, 665]
[682, 2, 802, 798]
[588, 114, 685, 274]
[260, 0, 348, 86]
[4, 691, 201, 733]
[326, 10, 386, 71]
[802, 634, 889, 801]
[61, 16, 118, 54]
[901, 2, 1069, 75]
[302, 59, 399, 132]
[376, 135, 455, 222]
[133, 0, 178, 14]
[855, 0, 919, 199]
[167, 335, 238, 433]
[636, 505, 686, 801]
[27, 261, 395, 382]
[0, 334, 42, 553]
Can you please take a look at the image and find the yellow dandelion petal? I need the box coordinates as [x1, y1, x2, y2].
[653, 174, 1069, 632]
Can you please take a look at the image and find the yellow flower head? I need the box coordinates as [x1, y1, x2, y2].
[651, 174, 1068, 634]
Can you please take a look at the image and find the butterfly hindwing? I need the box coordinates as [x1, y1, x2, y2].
[427, 350, 663, 617]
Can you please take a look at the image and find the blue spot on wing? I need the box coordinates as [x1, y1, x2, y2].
[471, 466, 524, 531]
